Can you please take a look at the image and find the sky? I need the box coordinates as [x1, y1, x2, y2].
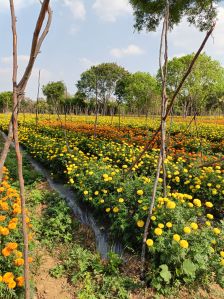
[0, 0, 224, 99]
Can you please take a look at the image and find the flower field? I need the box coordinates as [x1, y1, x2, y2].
[0, 114, 223, 294]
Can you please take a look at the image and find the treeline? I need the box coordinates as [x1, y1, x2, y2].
[1, 53, 224, 116]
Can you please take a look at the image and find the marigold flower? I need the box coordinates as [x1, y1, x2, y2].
[166, 201, 176, 209]
[2, 246, 12, 257]
[151, 216, 156, 221]
[3, 272, 14, 283]
[146, 239, 153, 247]
[8, 280, 16, 289]
[105, 208, 110, 213]
[154, 228, 163, 236]
[206, 214, 214, 220]
[16, 276, 24, 287]
[0, 227, 9, 235]
[14, 258, 24, 266]
[220, 259, 224, 266]
[193, 199, 201, 207]
[173, 234, 180, 242]
[179, 240, 189, 249]
[137, 190, 144, 196]
[137, 220, 144, 228]
[213, 228, 221, 235]
[205, 201, 213, 208]
[190, 223, 198, 230]
[113, 207, 119, 213]
[183, 227, 191, 234]
[220, 251, 224, 258]
[166, 222, 172, 228]
[8, 222, 17, 230]
[158, 223, 164, 229]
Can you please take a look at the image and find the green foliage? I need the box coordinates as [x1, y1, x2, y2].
[77, 63, 129, 114]
[0, 91, 13, 112]
[56, 245, 135, 299]
[42, 81, 66, 108]
[129, 0, 220, 32]
[157, 53, 224, 115]
[37, 192, 73, 246]
[116, 72, 160, 115]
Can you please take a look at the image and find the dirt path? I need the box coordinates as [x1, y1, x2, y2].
[33, 249, 76, 299]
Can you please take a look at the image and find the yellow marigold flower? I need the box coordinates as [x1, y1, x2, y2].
[146, 239, 153, 247]
[206, 221, 211, 227]
[105, 208, 111, 213]
[183, 227, 191, 234]
[188, 203, 193, 208]
[173, 234, 180, 242]
[193, 199, 201, 207]
[166, 222, 172, 228]
[207, 214, 214, 220]
[118, 198, 124, 203]
[154, 228, 163, 236]
[137, 190, 144, 196]
[220, 259, 224, 266]
[205, 202, 213, 208]
[117, 188, 123, 193]
[0, 215, 6, 221]
[0, 227, 9, 236]
[0, 276, 2, 282]
[166, 201, 176, 209]
[8, 280, 16, 289]
[83, 190, 88, 195]
[220, 251, 224, 258]
[190, 223, 198, 230]
[14, 258, 24, 266]
[69, 178, 74, 184]
[158, 223, 164, 229]
[179, 240, 189, 249]
[213, 228, 221, 235]
[94, 191, 99, 195]
[151, 216, 156, 221]
[137, 220, 145, 228]
[8, 222, 17, 230]
[113, 207, 119, 213]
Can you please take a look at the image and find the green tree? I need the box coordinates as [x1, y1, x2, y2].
[77, 63, 129, 115]
[42, 81, 66, 113]
[0, 91, 13, 112]
[116, 72, 159, 116]
[129, 0, 220, 32]
[157, 53, 224, 115]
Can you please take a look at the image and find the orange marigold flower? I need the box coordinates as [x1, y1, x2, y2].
[3, 272, 14, 283]
[14, 258, 24, 266]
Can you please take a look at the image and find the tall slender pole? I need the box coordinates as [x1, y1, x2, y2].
[36, 69, 41, 128]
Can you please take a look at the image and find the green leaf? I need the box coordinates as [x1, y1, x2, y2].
[159, 264, 172, 284]
[182, 259, 197, 277]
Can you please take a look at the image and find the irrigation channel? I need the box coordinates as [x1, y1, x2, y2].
[2, 132, 123, 259]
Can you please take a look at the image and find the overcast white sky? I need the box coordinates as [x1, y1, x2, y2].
[0, 0, 224, 99]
